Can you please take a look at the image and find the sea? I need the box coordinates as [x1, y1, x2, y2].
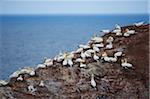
[0, 14, 149, 80]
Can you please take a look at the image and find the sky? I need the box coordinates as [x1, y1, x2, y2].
[0, 0, 149, 15]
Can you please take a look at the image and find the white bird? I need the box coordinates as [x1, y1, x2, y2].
[93, 52, 99, 60]
[101, 30, 110, 33]
[9, 70, 21, 78]
[116, 32, 122, 36]
[123, 32, 130, 37]
[85, 49, 95, 54]
[9, 67, 35, 78]
[62, 52, 74, 67]
[106, 36, 114, 43]
[101, 52, 111, 62]
[106, 42, 113, 49]
[76, 47, 83, 53]
[81, 50, 92, 59]
[109, 56, 117, 62]
[125, 29, 136, 35]
[17, 75, 23, 81]
[79, 44, 90, 49]
[37, 64, 46, 69]
[134, 21, 144, 27]
[114, 51, 123, 57]
[92, 45, 100, 52]
[91, 35, 103, 43]
[80, 62, 87, 68]
[75, 58, 85, 62]
[44, 58, 53, 66]
[121, 59, 133, 69]
[94, 43, 104, 48]
[23, 67, 36, 76]
[28, 85, 37, 93]
[91, 74, 96, 88]
[0, 80, 8, 86]
[39, 80, 45, 87]
[112, 29, 121, 33]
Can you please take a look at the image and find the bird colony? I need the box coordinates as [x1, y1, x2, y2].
[0, 22, 144, 93]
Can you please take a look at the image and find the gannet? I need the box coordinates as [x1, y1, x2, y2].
[9, 67, 35, 78]
[94, 43, 104, 48]
[9, 70, 21, 78]
[28, 85, 37, 93]
[91, 74, 96, 88]
[106, 36, 114, 43]
[109, 56, 117, 62]
[39, 80, 45, 87]
[80, 62, 87, 68]
[91, 35, 103, 43]
[37, 64, 46, 69]
[123, 32, 130, 37]
[75, 58, 85, 62]
[92, 44, 100, 52]
[116, 32, 122, 36]
[93, 52, 99, 60]
[121, 59, 133, 69]
[0, 80, 8, 86]
[79, 44, 90, 49]
[76, 47, 83, 53]
[106, 42, 113, 49]
[62, 52, 74, 66]
[101, 52, 111, 62]
[17, 75, 23, 81]
[114, 51, 123, 57]
[125, 29, 136, 35]
[134, 21, 144, 27]
[44, 58, 53, 66]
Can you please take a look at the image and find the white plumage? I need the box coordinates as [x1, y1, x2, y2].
[79, 44, 90, 49]
[93, 54, 99, 60]
[93, 45, 100, 52]
[106, 42, 113, 49]
[68, 59, 73, 66]
[114, 51, 123, 57]
[17, 75, 23, 81]
[37, 64, 46, 69]
[112, 29, 121, 33]
[94, 43, 104, 48]
[63, 59, 68, 65]
[28, 85, 37, 93]
[121, 59, 133, 68]
[0, 80, 8, 86]
[106, 36, 114, 43]
[76, 47, 83, 53]
[39, 80, 45, 87]
[134, 21, 144, 27]
[80, 62, 86, 68]
[91, 74, 96, 88]
[91, 36, 103, 43]
[125, 29, 136, 35]
[116, 32, 122, 36]
[123, 32, 130, 37]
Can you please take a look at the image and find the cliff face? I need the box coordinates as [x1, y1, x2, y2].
[0, 24, 149, 99]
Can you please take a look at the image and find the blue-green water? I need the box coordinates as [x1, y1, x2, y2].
[0, 14, 149, 80]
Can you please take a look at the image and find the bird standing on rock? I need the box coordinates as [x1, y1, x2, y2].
[91, 74, 97, 89]
[121, 59, 133, 69]
[106, 42, 113, 49]
[62, 52, 74, 67]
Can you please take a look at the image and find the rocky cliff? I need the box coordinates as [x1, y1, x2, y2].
[0, 24, 149, 99]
